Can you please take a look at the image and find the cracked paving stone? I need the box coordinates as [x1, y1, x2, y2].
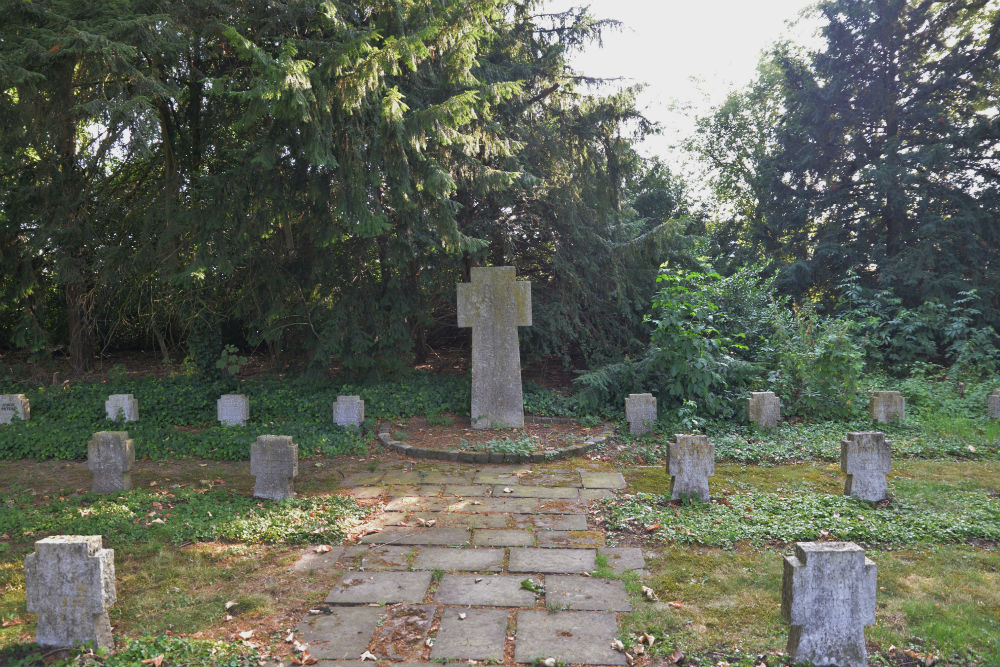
[384, 497, 453, 512]
[410, 512, 509, 529]
[442, 485, 491, 497]
[338, 545, 413, 570]
[386, 485, 442, 497]
[343, 486, 385, 499]
[598, 547, 646, 574]
[536, 530, 605, 548]
[325, 571, 431, 604]
[434, 574, 537, 606]
[446, 497, 537, 513]
[581, 488, 615, 500]
[292, 546, 345, 572]
[508, 548, 596, 574]
[472, 470, 522, 485]
[516, 470, 583, 487]
[411, 547, 504, 571]
[492, 485, 579, 499]
[430, 608, 508, 661]
[510, 514, 588, 531]
[579, 471, 626, 489]
[536, 499, 588, 514]
[544, 575, 632, 611]
[295, 607, 384, 660]
[514, 611, 626, 665]
[371, 604, 436, 662]
[360, 527, 470, 546]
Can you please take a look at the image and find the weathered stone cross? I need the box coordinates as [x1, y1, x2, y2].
[457, 266, 531, 429]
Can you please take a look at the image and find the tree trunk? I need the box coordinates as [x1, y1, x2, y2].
[66, 280, 94, 372]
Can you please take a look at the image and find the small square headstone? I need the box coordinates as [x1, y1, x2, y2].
[747, 391, 780, 428]
[0, 394, 30, 424]
[840, 432, 891, 502]
[88, 431, 136, 493]
[104, 394, 139, 422]
[217, 394, 249, 426]
[782, 541, 876, 667]
[988, 389, 1000, 419]
[24, 535, 116, 650]
[251, 435, 298, 501]
[869, 391, 904, 423]
[666, 434, 714, 501]
[333, 395, 365, 429]
[624, 393, 656, 435]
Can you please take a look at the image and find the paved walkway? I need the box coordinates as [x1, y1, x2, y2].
[292, 462, 644, 666]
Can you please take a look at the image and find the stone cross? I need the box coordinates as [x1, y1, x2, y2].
[0, 393, 30, 424]
[25, 535, 116, 650]
[218, 394, 249, 426]
[457, 266, 531, 429]
[988, 389, 1000, 419]
[840, 432, 891, 502]
[666, 434, 715, 501]
[781, 541, 876, 667]
[333, 395, 365, 429]
[105, 393, 139, 422]
[747, 391, 780, 428]
[251, 435, 298, 501]
[869, 391, 904, 423]
[625, 393, 657, 435]
[88, 431, 136, 493]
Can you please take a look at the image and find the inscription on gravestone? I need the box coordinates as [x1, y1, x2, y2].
[0, 394, 30, 424]
[333, 396, 365, 429]
[25, 535, 117, 650]
[88, 431, 135, 493]
[104, 394, 138, 422]
[625, 394, 657, 435]
[840, 432, 891, 502]
[782, 541, 876, 667]
[457, 267, 531, 429]
[218, 394, 249, 426]
[666, 434, 715, 501]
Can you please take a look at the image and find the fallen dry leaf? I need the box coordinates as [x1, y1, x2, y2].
[285, 631, 295, 643]
[237, 630, 254, 639]
[668, 601, 683, 610]
[360, 650, 377, 661]
[1, 617, 24, 628]
[610, 639, 625, 652]
[225, 600, 238, 610]
[313, 545, 333, 553]
[666, 648, 684, 665]
[140, 655, 164, 667]
[641, 586, 658, 601]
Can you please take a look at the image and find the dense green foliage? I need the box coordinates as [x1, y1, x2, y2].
[0, 486, 366, 546]
[602, 489, 1000, 548]
[0, 0, 687, 374]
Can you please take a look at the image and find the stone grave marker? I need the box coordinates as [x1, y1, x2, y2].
[333, 395, 364, 429]
[840, 432, 891, 502]
[869, 390, 904, 423]
[989, 389, 1000, 419]
[88, 431, 136, 493]
[217, 393, 249, 426]
[747, 391, 780, 428]
[782, 541, 876, 667]
[104, 393, 139, 422]
[624, 393, 656, 435]
[666, 434, 715, 501]
[24, 535, 116, 650]
[457, 266, 531, 428]
[251, 435, 298, 501]
[0, 394, 29, 424]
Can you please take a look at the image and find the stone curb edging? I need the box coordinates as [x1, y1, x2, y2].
[377, 416, 611, 463]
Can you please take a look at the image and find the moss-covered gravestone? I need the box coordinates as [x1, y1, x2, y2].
[457, 266, 531, 429]
[666, 434, 715, 501]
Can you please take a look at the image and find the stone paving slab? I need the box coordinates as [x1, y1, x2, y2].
[598, 547, 646, 573]
[510, 514, 588, 531]
[493, 485, 579, 499]
[411, 547, 504, 571]
[514, 610, 626, 665]
[339, 545, 413, 570]
[372, 604, 436, 661]
[414, 471, 477, 485]
[296, 607, 384, 659]
[517, 470, 583, 487]
[536, 499, 588, 514]
[536, 530, 605, 549]
[360, 527, 470, 546]
[343, 486, 385, 499]
[442, 485, 490, 497]
[579, 471, 626, 489]
[472, 470, 522, 485]
[447, 497, 537, 513]
[369, 511, 409, 526]
[386, 485, 442, 497]
[384, 497, 453, 512]
[293, 546, 346, 572]
[325, 571, 432, 604]
[472, 529, 534, 547]
[340, 472, 386, 486]
[581, 488, 615, 500]
[380, 472, 429, 485]
[434, 574, 538, 606]
[544, 575, 631, 611]
[508, 548, 595, 574]
[413, 512, 509, 529]
[430, 608, 508, 661]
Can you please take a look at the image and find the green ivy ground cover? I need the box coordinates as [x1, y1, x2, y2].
[0, 487, 367, 547]
[0, 634, 259, 667]
[0, 373, 578, 460]
[601, 490, 1000, 548]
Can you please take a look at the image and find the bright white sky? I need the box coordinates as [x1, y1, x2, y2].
[542, 0, 826, 174]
